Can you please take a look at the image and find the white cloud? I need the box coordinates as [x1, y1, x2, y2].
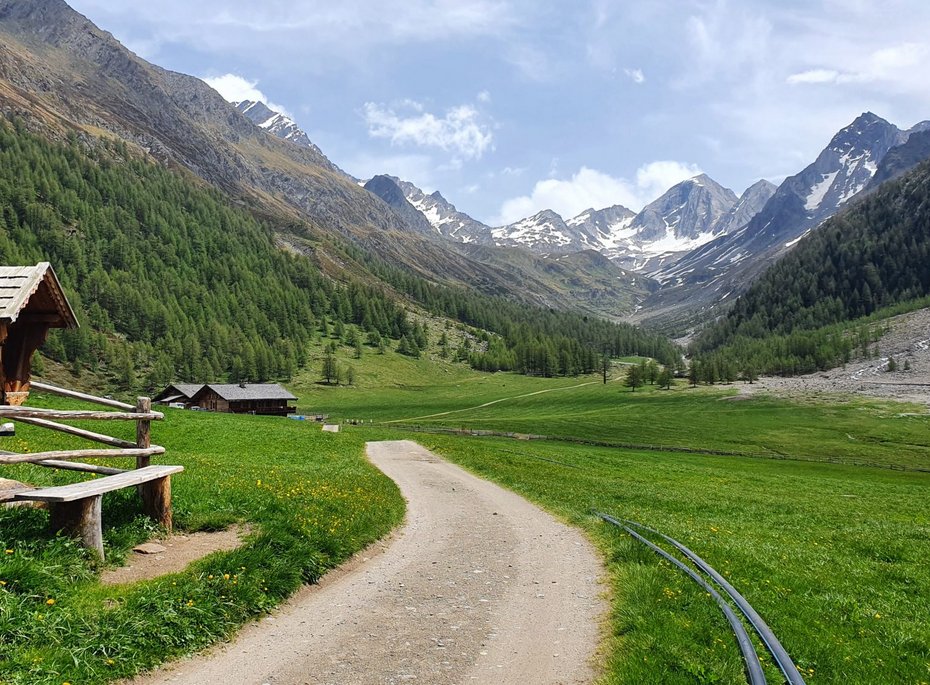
[477, 90, 492, 103]
[624, 68, 645, 84]
[202, 73, 291, 116]
[363, 100, 494, 160]
[787, 69, 841, 85]
[491, 161, 702, 225]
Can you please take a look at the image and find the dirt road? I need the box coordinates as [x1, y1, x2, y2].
[131, 440, 605, 685]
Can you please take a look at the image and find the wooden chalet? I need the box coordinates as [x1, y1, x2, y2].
[0, 263, 78, 405]
[190, 383, 297, 416]
[153, 383, 204, 407]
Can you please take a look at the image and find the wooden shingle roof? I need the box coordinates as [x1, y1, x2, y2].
[0, 263, 78, 328]
[196, 384, 297, 402]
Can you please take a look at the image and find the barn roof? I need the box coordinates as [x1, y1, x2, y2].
[153, 384, 205, 402]
[0, 263, 78, 328]
[196, 383, 297, 402]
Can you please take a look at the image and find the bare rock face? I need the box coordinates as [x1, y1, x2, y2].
[0, 0, 421, 243]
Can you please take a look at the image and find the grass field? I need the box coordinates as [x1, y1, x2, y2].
[300, 353, 930, 684]
[3, 353, 930, 684]
[0, 395, 404, 685]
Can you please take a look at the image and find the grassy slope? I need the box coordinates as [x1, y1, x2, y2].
[0, 396, 403, 684]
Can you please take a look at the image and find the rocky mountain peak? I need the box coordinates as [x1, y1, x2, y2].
[629, 174, 738, 243]
[363, 175, 435, 235]
[389, 177, 493, 244]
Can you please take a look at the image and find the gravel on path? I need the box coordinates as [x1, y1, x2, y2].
[129, 440, 606, 685]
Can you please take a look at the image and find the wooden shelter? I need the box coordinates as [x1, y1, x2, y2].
[0, 264, 183, 560]
[0, 263, 78, 405]
[190, 383, 297, 416]
[152, 383, 204, 406]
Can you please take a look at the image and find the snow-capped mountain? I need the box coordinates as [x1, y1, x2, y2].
[637, 112, 927, 330]
[655, 112, 911, 286]
[390, 177, 493, 245]
[362, 175, 436, 236]
[491, 210, 602, 252]
[235, 100, 343, 175]
[711, 179, 777, 237]
[488, 174, 746, 266]
[593, 174, 742, 271]
[567, 205, 636, 250]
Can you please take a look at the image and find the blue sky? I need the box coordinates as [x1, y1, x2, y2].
[68, 0, 930, 226]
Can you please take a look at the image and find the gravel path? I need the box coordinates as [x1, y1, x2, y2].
[130, 440, 605, 685]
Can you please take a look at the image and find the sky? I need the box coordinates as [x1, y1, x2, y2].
[67, 0, 930, 226]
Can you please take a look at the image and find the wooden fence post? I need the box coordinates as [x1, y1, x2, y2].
[136, 397, 151, 469]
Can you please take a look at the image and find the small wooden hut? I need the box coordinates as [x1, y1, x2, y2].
[0, 263, 78, 405]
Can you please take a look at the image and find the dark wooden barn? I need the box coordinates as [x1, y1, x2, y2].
[152, 384, 205, 407]
[190, 383, 297, 416]
[0, 263, 78, 405]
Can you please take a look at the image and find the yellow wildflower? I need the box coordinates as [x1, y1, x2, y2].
[46, 598, 56, 606]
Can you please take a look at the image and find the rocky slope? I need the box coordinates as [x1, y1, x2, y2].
[234, 99, 342, 174]
[390, 177, 493, 245]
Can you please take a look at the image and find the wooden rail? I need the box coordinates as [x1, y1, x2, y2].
[34, 460, 127, 475]
[29, 381, 136, 410]
[11, 416, 137, 448]
[0, 446, 165, 464]
[0, 407, 163, 421]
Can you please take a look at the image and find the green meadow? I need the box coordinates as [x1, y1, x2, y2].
[0, 396, 403, 685]
[2, 354, 929, 684]
[302, 352, 930, 684]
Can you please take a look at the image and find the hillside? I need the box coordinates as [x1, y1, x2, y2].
[0, 0, 653, 320]
[692, 157, 930, 377]
[0, 118, 678, 391]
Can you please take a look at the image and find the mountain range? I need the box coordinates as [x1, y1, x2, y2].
[2, 0, 930, 337]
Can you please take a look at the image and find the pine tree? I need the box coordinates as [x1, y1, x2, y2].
[625, 364, 644, 392]
[321, 353, 339, 385]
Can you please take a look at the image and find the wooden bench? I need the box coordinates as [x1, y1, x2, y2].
[13, 465, 183, 560]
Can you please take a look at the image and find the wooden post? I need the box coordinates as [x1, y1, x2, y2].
[141, 475, 173, 533]
[49, 495, 104, 560]
[135, 397, 151, 469]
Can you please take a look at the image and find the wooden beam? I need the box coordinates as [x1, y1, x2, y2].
[141, 475, 173, 532]
[49, 495, 104, 559]
[29, 381, 136, 411]
[34, 460, 127, 476]
[11, 415, 137, 448]
[0, 407, 163, 421]
[0, 446, 165, 465]
[136, 397, 151, 469]
[13, 464, 183, 503]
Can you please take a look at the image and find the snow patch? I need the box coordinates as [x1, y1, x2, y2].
[805, 171, 839, 211]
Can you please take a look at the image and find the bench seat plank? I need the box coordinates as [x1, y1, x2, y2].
[14, 465, 183, 503]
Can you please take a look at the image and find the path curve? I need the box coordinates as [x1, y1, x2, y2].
[130, 440, 605, 685]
